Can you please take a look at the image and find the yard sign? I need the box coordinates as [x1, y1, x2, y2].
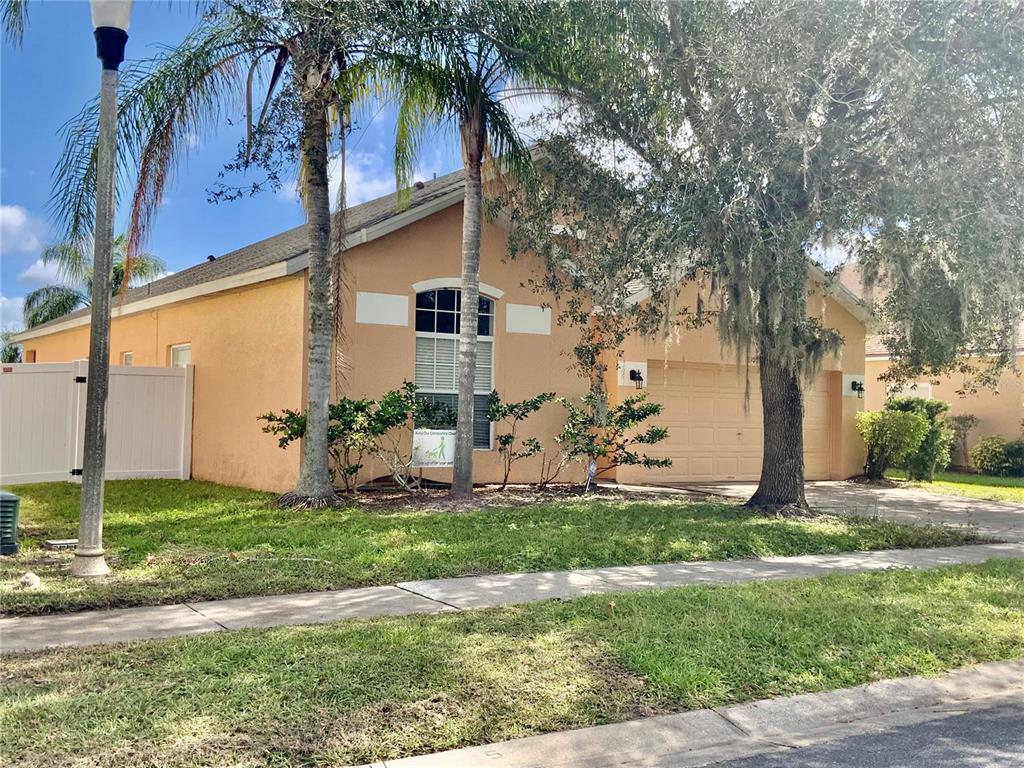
[412, 428, 456, 467]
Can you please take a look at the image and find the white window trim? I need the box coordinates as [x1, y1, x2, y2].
[121, 351, 134, 366]
[412, 277, 504, 299]
[169, 343, 191, 368]
[414, 286, 497, 450]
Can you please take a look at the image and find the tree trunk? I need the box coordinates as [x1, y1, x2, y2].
[451, 110, 485, 500]
[281, 88, 338, 508]
[747, 345, 807, 508]
[71, 67, 118, 578]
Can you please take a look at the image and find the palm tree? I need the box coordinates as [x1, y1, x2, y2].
[387, 22, 559, 500]
[46, 0, 405, 508]
[23, 235, 164, 328]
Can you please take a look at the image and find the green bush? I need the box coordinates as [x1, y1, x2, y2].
[856, 410, 930, 480]
[970, 436, 1010, 476]
[1002, 439, 1024, 478]
[884, 396, 954, 481]
[260, 382, 445, 492]
[540, 392, 671, 488]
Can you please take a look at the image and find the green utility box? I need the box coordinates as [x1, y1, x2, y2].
[0, 491, 19, 556]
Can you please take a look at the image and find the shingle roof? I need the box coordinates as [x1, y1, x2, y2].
[866, 326, 1024, 358]
[24, 170, 465, 334]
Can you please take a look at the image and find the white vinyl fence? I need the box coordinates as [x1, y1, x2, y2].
[1, 361, 193, 485]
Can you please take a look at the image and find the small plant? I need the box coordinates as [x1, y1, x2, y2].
[970, 436, 1010, 476]
[487, 390, 555, 489]
[856, 410, 930, 480]
[261, 382, 439, 493]
[541, 392, 671, 490]
[884, 396, 954, 480]
[947, 414, 979, 469]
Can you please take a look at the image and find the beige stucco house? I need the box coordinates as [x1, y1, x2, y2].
[865, 330, 1024, 462]
[838, 264, 1023, 462]
[13, 172, 869, 492]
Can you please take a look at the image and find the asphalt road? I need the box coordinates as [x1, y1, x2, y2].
[711, 698, 1024, 768]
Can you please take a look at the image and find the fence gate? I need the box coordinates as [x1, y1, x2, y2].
[1, 361, 194, 485]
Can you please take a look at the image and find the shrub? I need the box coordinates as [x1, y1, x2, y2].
[261, 382, 441, 492]
[1005, 439, 1024, 477]
[884, 396, 954, 481]
[260, 398, 376, 492]
[488, 390, 556, 489]
[970, 436, 1010, 476]
[541, 392, 671, 489]
[856, 410, 930, 480]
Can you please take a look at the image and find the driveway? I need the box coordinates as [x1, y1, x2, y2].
[673, 481, 1024, 543]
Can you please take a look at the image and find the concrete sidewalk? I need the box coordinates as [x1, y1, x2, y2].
[3, 542, 1022, 654]
[366, 659, 1024, 768]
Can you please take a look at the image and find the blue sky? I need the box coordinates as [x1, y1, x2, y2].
[1, 1, 486, 330]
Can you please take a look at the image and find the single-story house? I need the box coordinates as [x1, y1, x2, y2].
[13, 171, 868, 492]
[838, 264, 1023, 463]
[865, 330, 1024, 462]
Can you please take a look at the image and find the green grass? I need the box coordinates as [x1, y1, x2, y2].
[886, 469, 1024, 503]
[0, 480, 985, 616]
[3, 560, 1022, 767]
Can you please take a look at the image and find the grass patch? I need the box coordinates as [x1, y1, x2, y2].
[3, 560, 1022, 767]
[1, 479, 984, 616]
[886, 469, 1024, 503]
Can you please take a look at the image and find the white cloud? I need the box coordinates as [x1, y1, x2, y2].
[0, 205, 46, 255]
[17, 258, 63, 288]
[0, 296, 25, 330]
[342, 152, 398, 206]
[277, 151, 398, 208]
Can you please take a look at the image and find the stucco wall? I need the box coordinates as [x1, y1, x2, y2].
[21, 277, 306, 492]
[336, 203, 589, 485]
[865, 356, 1024, 464]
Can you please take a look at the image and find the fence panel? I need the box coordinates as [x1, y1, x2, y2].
[1, 362, 193, 484]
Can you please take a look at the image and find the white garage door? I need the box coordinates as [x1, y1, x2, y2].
[617, 362, 833, 484]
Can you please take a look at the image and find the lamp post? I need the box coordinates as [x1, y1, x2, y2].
[70, 0, 132, 578]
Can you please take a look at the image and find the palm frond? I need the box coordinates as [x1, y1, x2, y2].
[1, 0, 28, 46]
[49, 11, 274, 271]
[23, 285, 88, 328]
[40, 239, 91, 285]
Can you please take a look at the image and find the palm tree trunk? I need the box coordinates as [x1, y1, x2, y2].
[747, 343, 807, 508]
[451, 110, 485, 500]
[281, 88, 337, 508]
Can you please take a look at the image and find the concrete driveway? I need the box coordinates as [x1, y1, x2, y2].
[675, 481, 1024, 543]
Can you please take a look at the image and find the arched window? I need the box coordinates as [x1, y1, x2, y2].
[414, 287, 494, 448]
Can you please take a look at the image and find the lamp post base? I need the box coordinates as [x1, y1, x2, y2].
[70, 549, 110, 578]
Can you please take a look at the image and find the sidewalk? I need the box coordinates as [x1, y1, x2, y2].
[365, 659, 1024, 768]
[3, 542, 1022, 654]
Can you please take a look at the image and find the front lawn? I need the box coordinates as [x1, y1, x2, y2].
[3, 560, 1022, 767]
[886, 469, 1024, 503]
[0, 480, 984, 616]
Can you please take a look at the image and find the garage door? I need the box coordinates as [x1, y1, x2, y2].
[617, 362, 832, 484]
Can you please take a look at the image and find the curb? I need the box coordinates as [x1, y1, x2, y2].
[367, 659, 1024, 768]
